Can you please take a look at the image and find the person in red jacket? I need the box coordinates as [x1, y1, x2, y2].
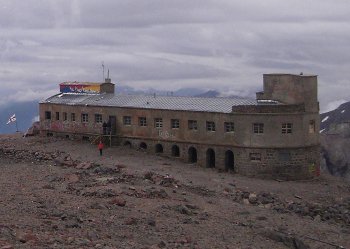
[98, 140, 104, 156]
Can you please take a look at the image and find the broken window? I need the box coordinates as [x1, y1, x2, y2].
[188, 120, 198, 130]
[171, 119, 180, 129]
[123, 116, 131, 125]
[253, 123, 264, 134]
[224, 122, 234, 132]
[309, 120, 315, 133]
[278, 151, 291, 161]
[139, 117, 147, 126]
[95, 114, 102, 123]
[71, 113, 76, 122]
[282, 123, 292, 134]
[55, 112, 60, 121]
[206, 121, 216, 131]
[250, 153, 261, 162]
[45, 111, 51, 120]
[63, 112, 67, 121]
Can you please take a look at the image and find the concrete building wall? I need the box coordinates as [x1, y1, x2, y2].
[39, 73, 320, 180]
[260, 74, 319, 113]
[39, 104, 318, 148]
[39, 102, 320, 180]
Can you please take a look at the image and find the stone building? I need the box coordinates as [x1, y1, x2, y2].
[39, 74, 320, 179]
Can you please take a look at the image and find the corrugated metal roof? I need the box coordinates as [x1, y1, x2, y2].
[41, 93, 267, 113]
[60, 82, 103, 85]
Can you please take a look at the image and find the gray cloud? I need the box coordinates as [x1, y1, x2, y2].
[0, 0, 350, 112]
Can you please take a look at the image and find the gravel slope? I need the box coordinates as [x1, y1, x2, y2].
[0, 134, 349, 249]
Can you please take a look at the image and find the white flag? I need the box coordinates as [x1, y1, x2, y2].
[6, 114, 16, 125]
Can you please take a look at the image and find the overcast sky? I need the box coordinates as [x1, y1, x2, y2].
[1, 0, 350, 112]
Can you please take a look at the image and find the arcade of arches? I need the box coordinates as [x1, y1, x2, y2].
[131, 141, 235, 171]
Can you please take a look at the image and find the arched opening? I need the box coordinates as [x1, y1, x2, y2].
[124, 141, 132, 148]
[206, 148, 215, 168]
[82, 136, 90, 142]
[225, 150, 234, 171]
[139, 142, 147, 150]
[172, 145, 180, 157]
[188, 147, 197, 163]
[155, 144, 164, 153]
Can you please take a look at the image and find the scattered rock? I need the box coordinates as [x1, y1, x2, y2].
[175, 205, 192, 215]
[109, 197, 126, 207]
[64, 173, 80, 183]
[124, 217, 138, 225]
[260, 229, 310, 249]
[147, 218, 156, 226]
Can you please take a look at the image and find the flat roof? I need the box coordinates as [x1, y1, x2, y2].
[41, 93, 266, 113]
[60, 82, 110, 85]
[263, 73, 317, 77]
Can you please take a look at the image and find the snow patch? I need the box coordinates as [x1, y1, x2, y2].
[341, 110, 345, 113]
[319, 129, 325, 133]
[321, 116, 329, 123]
[31, 115, 39, 123]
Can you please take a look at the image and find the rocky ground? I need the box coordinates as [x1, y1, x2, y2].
[0, 134, 349, 249]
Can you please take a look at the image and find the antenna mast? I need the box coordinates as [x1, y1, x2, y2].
[102, 61, 105, 82]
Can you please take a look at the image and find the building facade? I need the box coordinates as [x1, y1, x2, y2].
[39, 74, 320, 180]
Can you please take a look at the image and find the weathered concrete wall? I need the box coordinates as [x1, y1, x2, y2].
[100, 83, 115, 94]
[234, 146, 320, 180]
[39, 104, 319, 149]
[118, 137, 320, 180]
[39, 73, 320, 180]
[260, 74, 318, 113]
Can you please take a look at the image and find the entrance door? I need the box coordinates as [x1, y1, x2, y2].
[188, 147, 197, 163]
[225, 150, 234, 171]
[108, 116, 116, 135]
[206, 148, 215, 168]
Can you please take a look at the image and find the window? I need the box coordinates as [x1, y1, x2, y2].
[154, 118, 163, 128]
[45, 111, 51, 120]
[278, 151, 291, 161]
[282, 123, 293, 134]
[250, 153, 261, 162]
[139, 117, 147, 127]
[82, 113, 88, 123]
[188, 120, 198, 130]
[71, 113, 76, 122]
[206, 121, 216, 131]
[63, 112, 67, 121]
[309, 120, 315, 133]
[123, 116, 131, 125]
[55, 112, 59, 121]
[95, 114, 102, 123]
[224, 122, 234, 132]
[253, 123, 264, 134]
[171, 119, 180, 129]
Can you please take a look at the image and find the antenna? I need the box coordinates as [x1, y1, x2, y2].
[102, 62, 105, 81]
[105, 69, 112, 83]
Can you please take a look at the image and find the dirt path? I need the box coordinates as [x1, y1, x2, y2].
[0, 134, 349, 249]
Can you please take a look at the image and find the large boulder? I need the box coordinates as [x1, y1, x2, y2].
[320, 126, 350, 180]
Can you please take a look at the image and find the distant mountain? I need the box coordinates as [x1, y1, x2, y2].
[194, 90, 220, 98]
[0, 101, 38, 134]
[116, 85, 206, 97]
[319, 100, 350, 181]
[320, 101, 350, 133]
